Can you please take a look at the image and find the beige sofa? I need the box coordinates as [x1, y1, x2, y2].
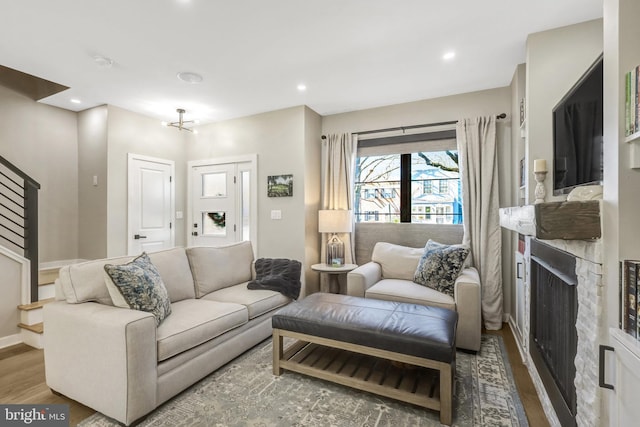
[346, 242, 481, 352]
[43, 241, 293, 426]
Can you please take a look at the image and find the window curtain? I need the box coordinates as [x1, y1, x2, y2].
[457, 116, 503, 330]
[321, 133, 357, 282]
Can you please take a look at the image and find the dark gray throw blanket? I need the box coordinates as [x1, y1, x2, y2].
[247, 258, 302, 300]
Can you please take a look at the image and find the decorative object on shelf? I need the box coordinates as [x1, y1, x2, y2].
[519, 98, 526, 126]
[533, 159, 547, 204]
[318, 209, 352, 267]
[621, 259, 640, 339]
[625, 65, 640, 137]
[519, 158, 525, 187]
[161, 108, 198, 133]
[267, 174, 293, 197]
[566, 184, 603, 201]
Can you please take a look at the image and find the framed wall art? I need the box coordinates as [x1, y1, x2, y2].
[267, 174, 293, 197]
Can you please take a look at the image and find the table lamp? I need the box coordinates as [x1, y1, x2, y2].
[318, 209, 352, 267]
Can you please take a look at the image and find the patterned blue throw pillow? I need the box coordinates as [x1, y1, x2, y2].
[104, 253, 171, 326]
[413, 240, 470, 297]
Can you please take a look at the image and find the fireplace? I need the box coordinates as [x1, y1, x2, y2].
[529, 239, 578, 427]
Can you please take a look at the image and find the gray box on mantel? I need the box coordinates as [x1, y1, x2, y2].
[499, 200, 601, 240]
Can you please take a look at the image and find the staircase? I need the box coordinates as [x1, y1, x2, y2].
[1, 155, 42, 349]
[16, 267, 59, 349]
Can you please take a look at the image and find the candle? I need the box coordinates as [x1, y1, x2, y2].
[533, 159, 547, 173]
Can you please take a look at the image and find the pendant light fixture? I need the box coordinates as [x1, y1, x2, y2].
[162, 108, 198, 133]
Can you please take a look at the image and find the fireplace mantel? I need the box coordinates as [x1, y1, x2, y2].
[499, 200, 601, 240]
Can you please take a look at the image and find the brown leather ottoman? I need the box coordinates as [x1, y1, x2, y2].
[272, 292, 458, 425]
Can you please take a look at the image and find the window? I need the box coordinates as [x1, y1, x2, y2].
[439, 179, 448, 194]
[355, 149, 462, 224]
[423, 180, 433, 194]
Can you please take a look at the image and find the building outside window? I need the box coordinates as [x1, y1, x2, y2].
[355, 149, 462, 224]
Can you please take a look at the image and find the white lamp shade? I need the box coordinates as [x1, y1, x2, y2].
[318, 210, 353, 233]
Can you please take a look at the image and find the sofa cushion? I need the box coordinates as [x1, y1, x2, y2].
[366, 278, 456, 311]
[203, 283, 290, 319]
[104, 253, 172, 326]
[58, 255, 134, 305]
[147, 248, 196, 302]
[413, 240, 469, 297]
[156, 299, 248, 361]
[371, 242, 423, 280]
[187, 242, 255, 297]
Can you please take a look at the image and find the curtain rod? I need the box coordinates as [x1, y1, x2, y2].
[321, 113, 507, 139]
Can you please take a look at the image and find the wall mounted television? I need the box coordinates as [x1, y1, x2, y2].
[552, 54, 603, 196]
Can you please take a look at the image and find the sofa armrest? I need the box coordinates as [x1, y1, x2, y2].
[346, 262, 382, 297]
[454, 267, 482, 352]
[44, 301, 158, 425]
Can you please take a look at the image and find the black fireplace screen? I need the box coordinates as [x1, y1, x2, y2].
[530, 240, 578, 427]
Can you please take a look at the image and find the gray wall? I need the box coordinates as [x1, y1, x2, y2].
[0, 85, 79, 263]
[525, 19, 604, 204]
[186, 106, 323, 295]
[105, 106, 187, 257]
[303, 106, 323, 295]
[78, 106, 108, 259]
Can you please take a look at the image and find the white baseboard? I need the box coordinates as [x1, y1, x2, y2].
[0, 333, 23, 350]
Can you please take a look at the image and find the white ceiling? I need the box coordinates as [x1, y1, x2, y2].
[0, 0, 603, 125]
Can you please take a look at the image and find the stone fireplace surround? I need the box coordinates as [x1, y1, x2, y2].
[526, 238, 603, 427]
[500, 204, 604, 426]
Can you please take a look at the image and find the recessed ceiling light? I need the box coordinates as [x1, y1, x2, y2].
[70, 99, 81, 104]
[177, 72, 203, 84]
[297, 84, 307, 92]
[443, 51, 456, 61]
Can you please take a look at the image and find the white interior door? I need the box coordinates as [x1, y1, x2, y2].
[189, 156, 257, 248]
[191, 163, 238, 246]
[128, 154, 175, 255]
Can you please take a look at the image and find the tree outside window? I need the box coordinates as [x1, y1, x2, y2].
[355, 150, 462, 224]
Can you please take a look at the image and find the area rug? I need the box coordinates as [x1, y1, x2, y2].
[80, 335, 528, 426]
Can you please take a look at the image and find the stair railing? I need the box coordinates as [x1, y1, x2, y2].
[0, 155, 40, 303]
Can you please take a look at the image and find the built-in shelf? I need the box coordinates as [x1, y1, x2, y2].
[611, 328, 640, 360]
[628, 132, 640, 168]
[625, 130, 640, 144]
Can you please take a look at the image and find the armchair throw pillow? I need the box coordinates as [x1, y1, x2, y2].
[104, 252, 172, 326]
[413, 240, 470, 297]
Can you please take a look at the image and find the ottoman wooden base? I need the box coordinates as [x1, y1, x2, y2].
[273, 329, 454, 425]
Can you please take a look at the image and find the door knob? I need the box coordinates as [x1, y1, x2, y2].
[134, 234, 147, 240]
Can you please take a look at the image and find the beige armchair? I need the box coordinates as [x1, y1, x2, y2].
[346, 242, 481, 352]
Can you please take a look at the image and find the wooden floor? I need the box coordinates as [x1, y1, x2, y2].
[0, 323, 548, 426]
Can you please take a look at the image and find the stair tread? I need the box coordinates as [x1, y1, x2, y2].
[17, 298, 55, 311]
[18, 322, 43, 334]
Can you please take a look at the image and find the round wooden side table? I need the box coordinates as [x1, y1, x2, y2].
[311, 263, 358, 294]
